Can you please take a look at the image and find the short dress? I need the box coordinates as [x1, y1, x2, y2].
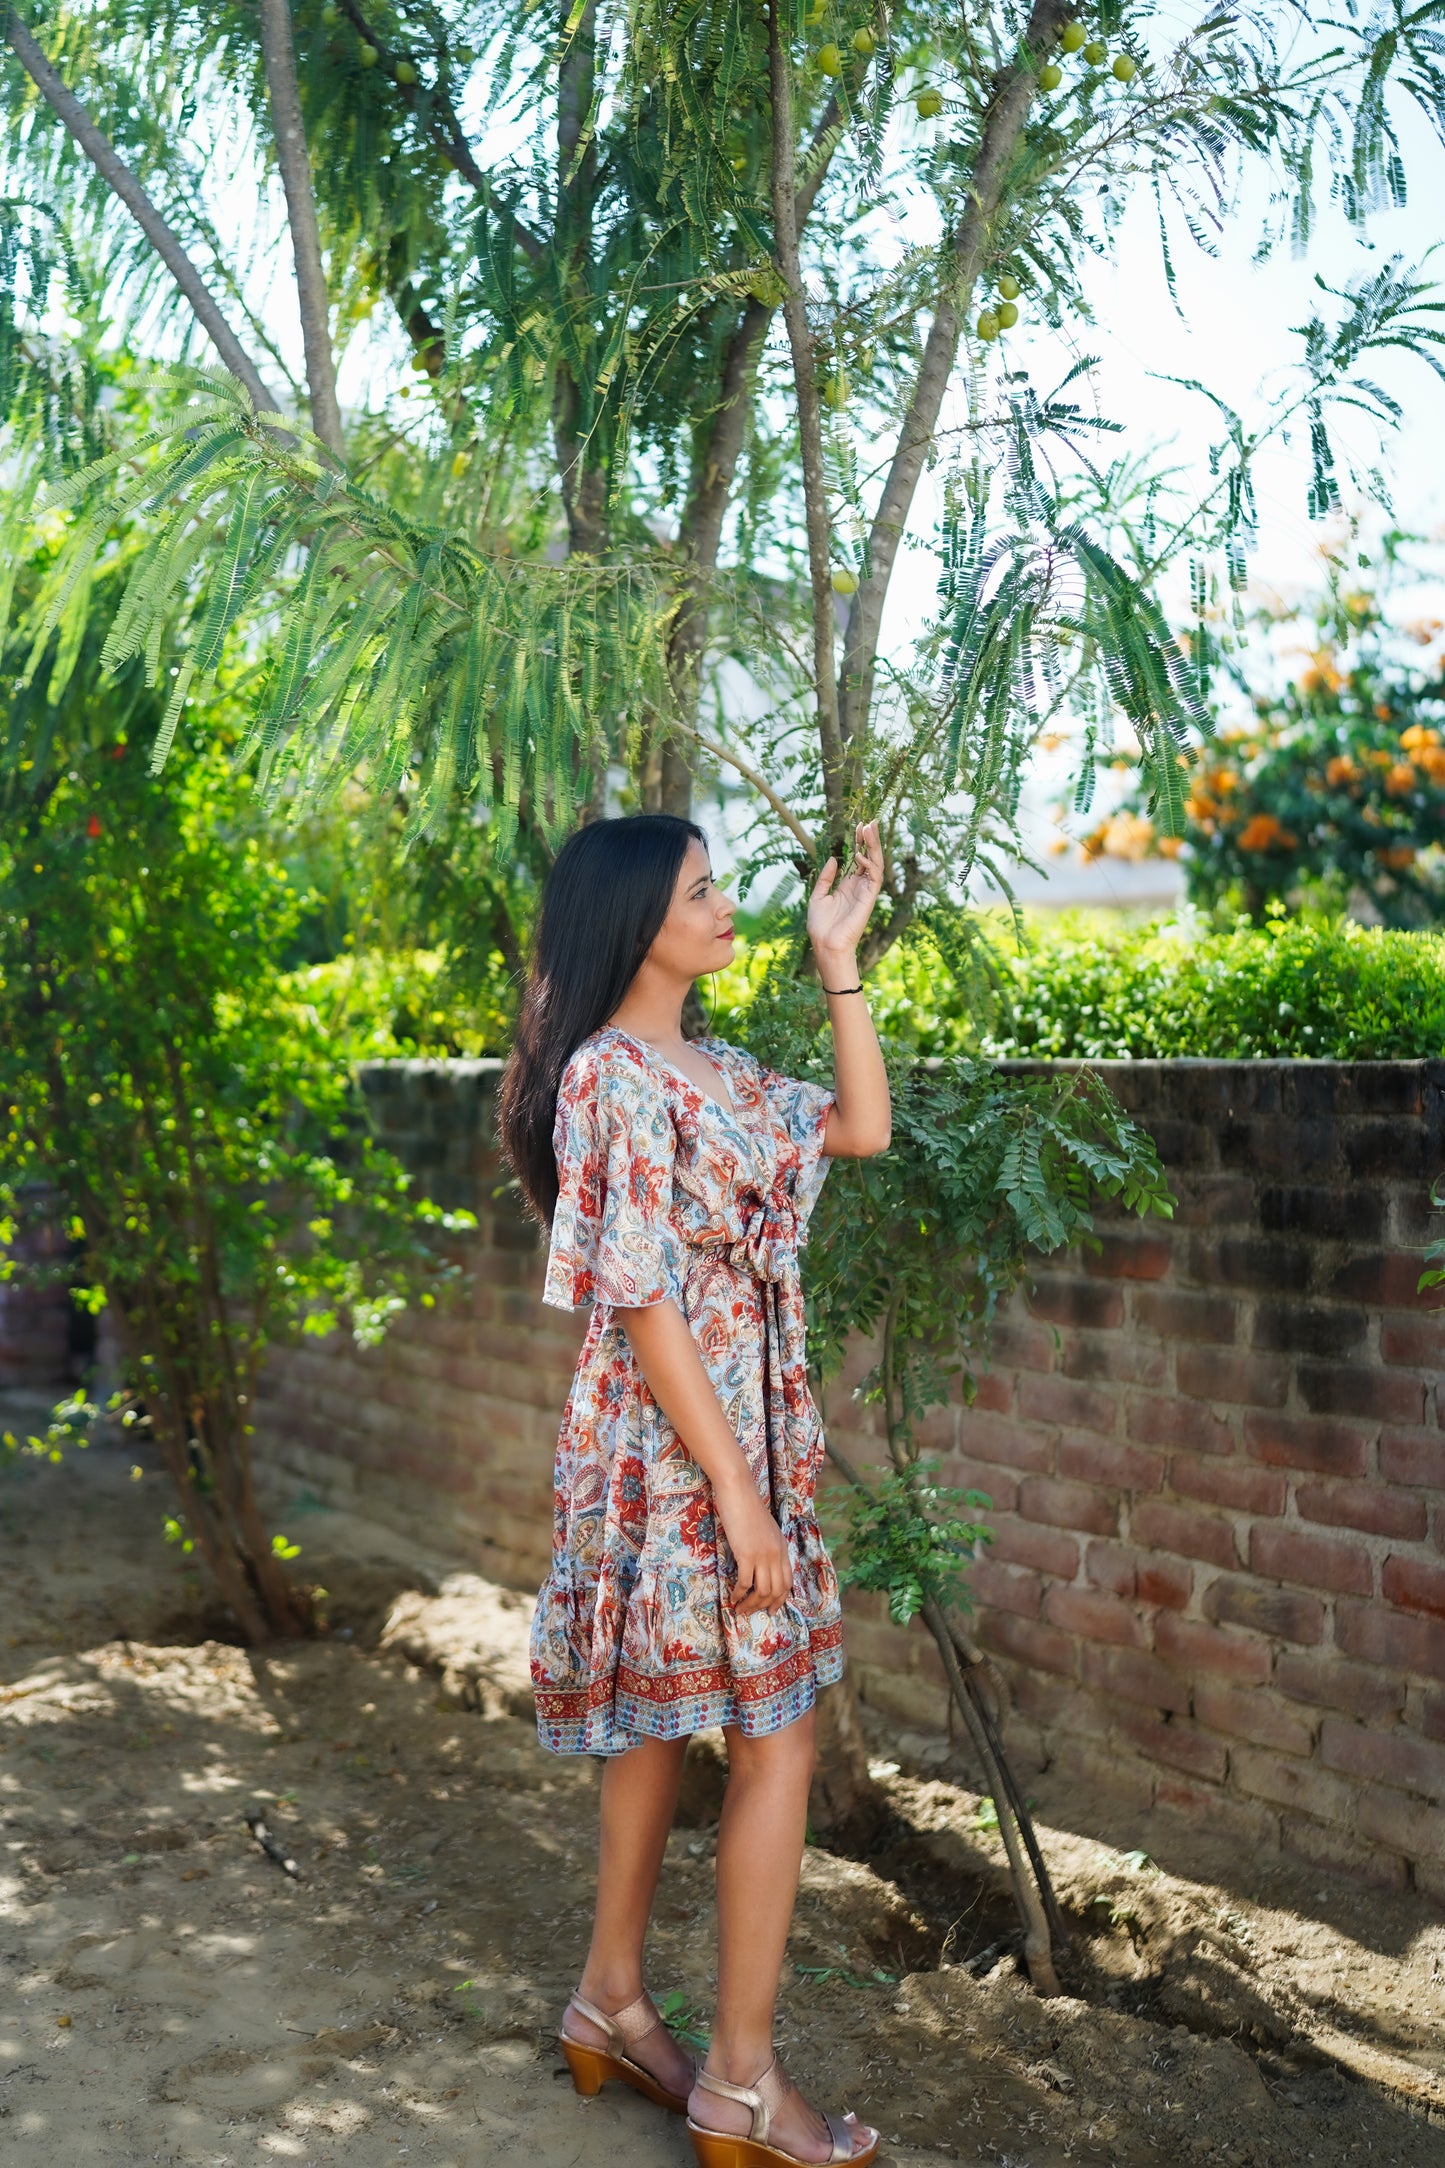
[529, 1026, 846, 1755]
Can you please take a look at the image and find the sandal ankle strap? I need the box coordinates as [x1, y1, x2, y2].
[566, 1988, 664, 2056]
[695, 2053, 784, 2143]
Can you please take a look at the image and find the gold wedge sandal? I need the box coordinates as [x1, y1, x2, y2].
[686, 2055, 879, 2168]
[558, 1988, 698, 2114]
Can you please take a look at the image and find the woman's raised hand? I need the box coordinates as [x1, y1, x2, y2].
[807, 819, 884, 967]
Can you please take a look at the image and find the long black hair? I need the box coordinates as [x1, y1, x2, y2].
[499, 812, 705, 1224]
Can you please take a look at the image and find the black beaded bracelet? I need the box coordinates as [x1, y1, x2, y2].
[822, 982, 864, 995]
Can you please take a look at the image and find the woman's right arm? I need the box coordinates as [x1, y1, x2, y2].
[615, 1298, 793, 1618]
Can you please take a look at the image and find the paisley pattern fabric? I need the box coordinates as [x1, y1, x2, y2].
[530, 1026, 844, 1755]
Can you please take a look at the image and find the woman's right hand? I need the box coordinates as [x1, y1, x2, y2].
[715, 1477, 794, 1617]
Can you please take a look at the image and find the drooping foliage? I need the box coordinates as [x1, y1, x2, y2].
[2, 1, 1445, 930]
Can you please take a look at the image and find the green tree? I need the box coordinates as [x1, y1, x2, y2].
[4, 2, 1445, 920]
[0, 578, 470, 1641]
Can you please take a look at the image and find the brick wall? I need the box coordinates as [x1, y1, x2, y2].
[253, 1058, 1445, 1895]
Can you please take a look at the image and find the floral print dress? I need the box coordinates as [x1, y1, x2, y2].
[529, 1026, 845, 1755]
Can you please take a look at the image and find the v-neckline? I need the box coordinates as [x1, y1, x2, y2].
[606, 1025, 740, 1122]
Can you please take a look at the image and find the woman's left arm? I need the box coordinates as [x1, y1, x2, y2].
[809, 820, 892, 1159]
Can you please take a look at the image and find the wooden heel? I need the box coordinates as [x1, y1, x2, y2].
[560, 2036, 612, 2098]
[687, 2128, 764, 2168]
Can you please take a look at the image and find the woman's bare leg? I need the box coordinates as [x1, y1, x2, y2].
[567, 1732, 695, 2094]
[692, 1709, 876, 2162]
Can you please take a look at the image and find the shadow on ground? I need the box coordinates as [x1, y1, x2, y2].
[2, 1414, 1443, 2167]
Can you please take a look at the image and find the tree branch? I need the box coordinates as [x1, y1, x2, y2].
[552, 0, 606, 558]
[661, 87, 858, 815]
[669, 716, 816, 856]
[333, 0, 544, 260]
[259, 0, 343, 458]
[3, 5, 278, 420]
[768, 0, 845, 835]
[838, 0, 1072, 751]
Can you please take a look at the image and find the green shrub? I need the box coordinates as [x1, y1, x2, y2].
[981, 913, 1445, 1061]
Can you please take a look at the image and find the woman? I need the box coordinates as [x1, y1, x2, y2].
[499, 812, 891, 2168]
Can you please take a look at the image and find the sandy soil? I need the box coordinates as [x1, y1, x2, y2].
[3, 1403, 1444, 2168]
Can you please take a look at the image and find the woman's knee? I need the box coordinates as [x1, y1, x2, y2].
[725, 1709, 817, 1784]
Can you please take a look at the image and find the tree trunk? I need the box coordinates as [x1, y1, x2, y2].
[837, 0, 1072, 749]
[809, 1675, 885, 1841]
[6, 10, 277, 417]
[258, 0, 344, 457]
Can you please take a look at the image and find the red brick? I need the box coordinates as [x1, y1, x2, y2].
[1422, 1688, 1445, 1744]
[1381, 1555, 1445, 1622]
[1184, 1175, 1256, 1226]
[1170, 1454, 1287, 1517]
[1061, 1333, 1167, 1388]
[1027, 1277, 1124, 1332]
[1248, 1525, 1373, 1599]
[1195, 1682, 1314, 1756]
[1378, 1428, 1445, 1489]
[1298, 1363, 1428, 1425]
[972, 1371, 1013, 1414]
[1046, 1735, 1155, 1813]
[938, 1454, 1019, 1514]
[1177, 1348, 1291, 1408]
[1154, 1775, 1229, 1817]
[1080, 1643, 1191, 1713]
[1155, 1613, 1271, 1685]
[1204, 1576, 1325, 1645]
[1283, 1816, 1410, 1889]
[1275, 1652, 1404, 1726]
[1126, 1392, 1235, 1456]
[1335, 1597, 1445, 1682]
[987, 1514, 1080, 1580]
[1018, 1475, 1119, 1538]
[1320, 1718, 1445, 1802]
[1043, 1584, 1147, 1648]
[1330, 1251, 1438, 1308]
[976, 1609, 1077, 1678]
[1084, 1231, 1175, 1281]
[1357, 1784, 1445, 1867]
[1132, 1499, 1240, 1572]
[1008, 1670, 1111, 1738]
[1084, 1540, 1191, 1612]
[1132, 1289, 1239, 1343]
[1058, 1433, 1165, 1495]
[1381, 1317, 1444, 1367]
[1296, 1480, 1428, 1543]
[991, 1320, 1058, 1373]
[967, 1558, 1042, 1619]
[1016, 1373, 1118, 1436]
[1118, 1707, 1228, 1782]
[1231, 1747, 1357, 1827]
[1244, 1410, 1369, 1479]
[956, 1410, 1053, 1474]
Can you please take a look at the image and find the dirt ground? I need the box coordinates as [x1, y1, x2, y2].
[3, 1403, 1444, 2168]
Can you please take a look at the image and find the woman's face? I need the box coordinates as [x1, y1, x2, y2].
[646, 837, 736, 982]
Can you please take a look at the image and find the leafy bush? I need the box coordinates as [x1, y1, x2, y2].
[1087, 578, 1445, 925]
[981, 913, 1445, 1061]
[0, 729, 471, 1641]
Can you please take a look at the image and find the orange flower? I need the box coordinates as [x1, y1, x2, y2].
[1419, 746, 1445, 783]
[1157, 835, 1185, 859]
[1374, 703, 1394, 723]
[1377, 845, 1417, 870]
[1210, 768, 1240, 794]
[1186, 791, 1218, 821]
[1400, 723, 1442, 751]
[1385, 763, 1417, 798]
[1325, 755, 1358, 786]
[1299, 649, 1344, 696]
[1237, 813, 1297, 852]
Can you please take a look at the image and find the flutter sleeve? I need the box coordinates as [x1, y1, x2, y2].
[543, 1044, 685, 1312]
